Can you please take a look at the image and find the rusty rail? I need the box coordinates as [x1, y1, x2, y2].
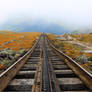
[45, 38, 61, 92]
[47, 37, 92, 91]
[32, 49, 42, 92]
[0, 36, 41, 92]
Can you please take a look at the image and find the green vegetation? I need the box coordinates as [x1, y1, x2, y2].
[75, 55, 88, 64]
[0, 48, 27, 69]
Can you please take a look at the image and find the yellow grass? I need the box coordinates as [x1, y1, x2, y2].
[0, 31, 41, 51]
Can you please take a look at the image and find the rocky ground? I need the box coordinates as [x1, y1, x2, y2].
[0, 48, 27, 73]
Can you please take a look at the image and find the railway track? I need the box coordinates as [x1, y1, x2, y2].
[0, 34, 92, 92]
[45, 36, 92, 92]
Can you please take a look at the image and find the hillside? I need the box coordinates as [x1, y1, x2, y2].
[47, 33, 92, 73]
[0, 31, 41, 70]
[0, 31, 41, 51]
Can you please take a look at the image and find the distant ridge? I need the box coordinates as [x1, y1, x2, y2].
[71, 29, 92, 34]
[0, 21, 71, 35]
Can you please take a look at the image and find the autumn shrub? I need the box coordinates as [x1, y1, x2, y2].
[64, 43, 82, 59]
[0, 31, 41, 51]
[71, 33, 92, 44]
[0, 64, 5, 69]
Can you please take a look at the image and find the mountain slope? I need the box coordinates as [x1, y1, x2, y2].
[0, 21, 71, 34]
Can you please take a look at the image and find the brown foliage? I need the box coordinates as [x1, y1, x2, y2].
[0, 31, 41, 51]
[0, 64, 5, 69]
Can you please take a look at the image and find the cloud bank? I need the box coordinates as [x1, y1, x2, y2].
[0, 0, 92, 31]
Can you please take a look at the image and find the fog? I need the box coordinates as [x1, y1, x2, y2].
[0, 0, 92, 31]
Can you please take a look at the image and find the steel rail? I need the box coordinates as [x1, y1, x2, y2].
[47, 37, 92, 91]
[45, 36, 61, 92]
[32, 48, 42, 92]
[0, 36, 41, 92]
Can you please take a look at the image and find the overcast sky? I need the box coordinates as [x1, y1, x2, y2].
[0, 0, 92, 30]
